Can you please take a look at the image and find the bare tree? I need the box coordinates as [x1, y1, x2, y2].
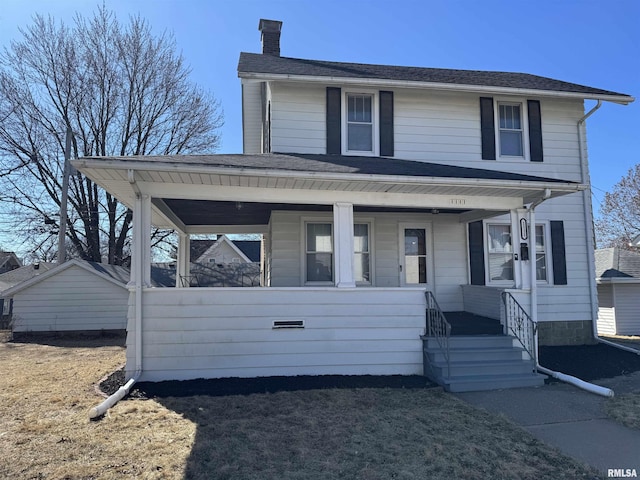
[595, 164, 640, 249]
[0, 7, 223, 264]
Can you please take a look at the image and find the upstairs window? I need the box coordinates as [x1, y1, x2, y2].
[480, 97, 543, 162]
[347, 94, 373, 152]
[499, 103, 523, 157]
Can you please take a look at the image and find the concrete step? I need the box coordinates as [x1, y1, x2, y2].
[424, 335, 515, 350]
[427, 346, 526, 363]
[444, 373, 546, 392]
[430, 359, 536, 378]
[422, 333, 543, 392]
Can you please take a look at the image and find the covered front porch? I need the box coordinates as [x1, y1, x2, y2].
[72, 153, 584, 384]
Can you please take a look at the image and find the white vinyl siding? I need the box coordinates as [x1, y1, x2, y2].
[128, 287, 426, 381]
[10, 265, 128, 332]
[597, 284, 616, 335]
[612, 284, 640, 335]
[269, 83, 326, 154]
[267, 83, 584, 182]
[242, 80, 263, 154]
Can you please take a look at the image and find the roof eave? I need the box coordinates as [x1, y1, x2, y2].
[596, 277, 640, 284]
[72, 157, 586, 194]
[238, 72, 635, 105]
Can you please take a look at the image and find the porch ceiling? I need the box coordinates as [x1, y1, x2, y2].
[71, 153, 586, 232]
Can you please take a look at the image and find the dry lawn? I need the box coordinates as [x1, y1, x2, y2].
[0, 333, 602, 480]
[606, 393, 640, 430]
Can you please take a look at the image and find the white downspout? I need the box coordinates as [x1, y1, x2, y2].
[89, 171, 144, 418]
[526, 189, 614, 397]
[577, 101, 638, 355]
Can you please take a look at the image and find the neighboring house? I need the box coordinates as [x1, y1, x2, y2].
[595, 248, 640, 336]
[0, 262, 56, 318]
[0, 252, 21, 274]
[2, 260, 130, 333]
[192, 235, 260, 265]
[71, 19, 634, 390]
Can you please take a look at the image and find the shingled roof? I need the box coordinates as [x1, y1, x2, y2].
[595, 248, 640, 279]
[81, 152, 573, 184]
[238, 52, 632, 101]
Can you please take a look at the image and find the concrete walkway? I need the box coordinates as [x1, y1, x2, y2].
[455, 372, 640, 475]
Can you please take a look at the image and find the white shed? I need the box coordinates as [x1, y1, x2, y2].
[595, 248, 640, 336]
[2, 260, 130, 333]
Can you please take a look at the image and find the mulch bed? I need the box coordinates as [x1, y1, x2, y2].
[99, 343, 640, 398]
[539, 343, 640, 381]
[100, 371, 437, 399]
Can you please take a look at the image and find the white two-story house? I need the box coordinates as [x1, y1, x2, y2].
[73, 19, 634, 391]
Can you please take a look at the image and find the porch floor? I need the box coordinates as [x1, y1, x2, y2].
[444, 312, 504, 336]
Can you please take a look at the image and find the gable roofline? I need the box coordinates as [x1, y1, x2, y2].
[0, 252, 21, 270]
[198, 235, 253, 264]
[238, 53, 634, 105]
[2, 259, 128, 297]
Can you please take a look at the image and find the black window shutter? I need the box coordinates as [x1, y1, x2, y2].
[379, 90, 394, 157]
[550, 221, 567, 285]
[527, 100, 543, 162]
[480, 97, 496, 160]
[468, 221, 486, 285]
[326, 87, 341, 154]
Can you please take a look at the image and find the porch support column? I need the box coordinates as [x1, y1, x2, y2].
[130, 194, 152, 288]
[333, 202, 356, 288]
[127, 192, 151, 377]
[511, 209, 528, 290]
[176, 233, 191, 288]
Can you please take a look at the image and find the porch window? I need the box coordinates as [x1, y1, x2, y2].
[306, 223, 333, 282]
[535, 224, 547, 281]
[354, 223, 370, 283]
[487, 224, 514, 282]
[487, 223, 549, 283]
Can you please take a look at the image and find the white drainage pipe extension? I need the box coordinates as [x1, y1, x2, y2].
[89, 372, 141, 419]
[537, 365, 613, 397]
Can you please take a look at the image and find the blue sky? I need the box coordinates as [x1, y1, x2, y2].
[1, 0, 638, 255]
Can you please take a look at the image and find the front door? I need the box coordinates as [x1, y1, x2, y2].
[399, 224, 434, 288]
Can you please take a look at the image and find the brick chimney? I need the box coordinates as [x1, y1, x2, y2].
[259, 19, 282, 56]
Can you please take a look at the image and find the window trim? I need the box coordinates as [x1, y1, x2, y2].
[300, 215, 375, 286]
[484, 221, 552, 286]
[493, 98, 531, 161]
[303, 219, 334, 286]
[485, 222, 515, 286]
[342, 90, 379, 156]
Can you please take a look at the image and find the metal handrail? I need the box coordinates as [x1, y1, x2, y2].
[501, 291, 537, 367]
[425, 291, 451, 379]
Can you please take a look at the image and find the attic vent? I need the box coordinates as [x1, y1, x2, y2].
[272, 320, 304, 329]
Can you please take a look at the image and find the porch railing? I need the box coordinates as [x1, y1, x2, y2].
[425, 291, 451, 379]
[501, 291, 537, 367]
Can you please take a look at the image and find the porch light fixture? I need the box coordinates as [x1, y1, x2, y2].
[235, 202, 244, 211]
[431, 209, 439, 215]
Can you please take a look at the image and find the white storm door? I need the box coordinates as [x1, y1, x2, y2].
[399, 224, 434, 288]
